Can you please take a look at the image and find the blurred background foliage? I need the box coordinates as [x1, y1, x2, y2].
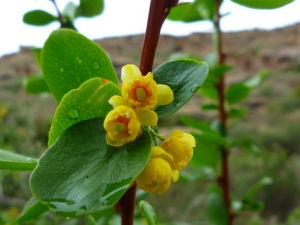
[1, 0, 300, 224]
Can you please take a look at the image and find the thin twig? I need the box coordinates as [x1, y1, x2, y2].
[49, 0, 65, 24]
[213, 0, 234, 224]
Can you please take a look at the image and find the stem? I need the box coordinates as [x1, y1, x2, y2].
[118, 1, 178, 225]
[119, 184, 137, 225]
[50, 0, 65, 24]
[140, 0, 178, 74]
[213, 0, 234, 224]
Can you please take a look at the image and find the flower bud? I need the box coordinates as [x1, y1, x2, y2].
[162, 130, 195, 170]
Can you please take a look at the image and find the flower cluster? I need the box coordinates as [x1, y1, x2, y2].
[104, 64, 174, 147]
[103, 64, 196, 194]
[137, 130, 196, 193]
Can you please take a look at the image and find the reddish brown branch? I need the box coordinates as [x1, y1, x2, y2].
[140, 0, 178, 74]
[118, 184, 137, 225]
[214, 0, 234, 224]
[118, 1, 178, 225]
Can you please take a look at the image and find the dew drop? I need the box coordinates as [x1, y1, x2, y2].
[92, 61, 100, 70]
[76, 57, 83, 64]
[68, 109, 79, 119]
[191, 86, 199, 92]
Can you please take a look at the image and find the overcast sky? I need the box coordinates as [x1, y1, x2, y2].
[0, 0, 300, 57]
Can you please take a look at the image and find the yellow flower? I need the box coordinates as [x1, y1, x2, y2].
[121, 64, 174, 109]
[122, 72, 158, 110]
[136, 146, 178, 194]
[108, 96, 158, 126]
[162, 130, 196, 170]
[104, 105, 141, 147]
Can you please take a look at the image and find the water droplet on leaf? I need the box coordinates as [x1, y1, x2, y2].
[191, 86, 199, 92]
[68, 109, 79, 119]
[76, 57, 83, 64]
[92, 61, 100, 70]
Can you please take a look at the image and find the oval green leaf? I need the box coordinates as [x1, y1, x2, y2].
[48, 78, 120, 146]
[206, 187, 228, 225]
[23, 10, 57, 26]
[138, 200, 158, 225]
[42, 29, 118, 102]
[231, 0, 294, 9]
[30, 118, 151, 217]
[78, 0, 104, 17]
[226, 83, 251, 105]
[25, 74, 50, 95]
[0, 149, 37, 171]
[154, 59, 209, 117]
[168, 0, 215, 22]
[17, 198, 48, 223]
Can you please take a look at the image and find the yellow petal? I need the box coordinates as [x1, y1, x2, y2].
[170, 129, 185, 137]
[136, 157, 172, 193]
[106, 135, 125, 147]
[145, 72, 154, 79]
[161, 130, 194, 170]
[183, 133, 196, 147]
[172, 170, 179, 182]
[136, 109, 158, 126]
[121, 64, 142, 83]
[151, 146, 173, 165]
[108, 95, 127, 108]
[157, 84, 174, 106]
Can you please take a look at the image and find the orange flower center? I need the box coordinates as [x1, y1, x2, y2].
[113, 116, 130, 136]
[130, 82, 151, 104]
[136, 88, 147, 101]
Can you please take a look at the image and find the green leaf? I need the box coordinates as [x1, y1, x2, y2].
[210, 64, 233, 78]
[199, 87, 219, 100]
[190, 133, 221, 168]
[17, 198, 48, 223]
[30, 118, 152, 217]
[227, 108, 247, 118]
[244, 70, 269, 88]
[168, 0, 215, 22]
[206, 187, 228, 225]
[32, 48, 42, 68]
[138, 200, 158, 225]
[63, 2, 78, 21]
[0, 149, 37, 171]
[48, 78, 120, 146]
[23, 10, 57, 26]
[42, 29, 118, 102]
[180, 116, 217, 134]
[226, 83, 251, 105]
[78, 0, 104, 17]
[231, 0, 294, 9]
[288, 207, 300, 223]
[238, 199, 264, 212]
[154, 59, 209, 117]
[243, 177, 273, 200]
[25, 75, 50, 95]
[180, 166, 217, 182]
[202, 104, 219, 111]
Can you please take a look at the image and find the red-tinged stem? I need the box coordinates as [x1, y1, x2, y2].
[118, 1, 178, 225]
[118, 184, 137, 225]
[213, 0, 234, 224]
[140, 0, 178, 74]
